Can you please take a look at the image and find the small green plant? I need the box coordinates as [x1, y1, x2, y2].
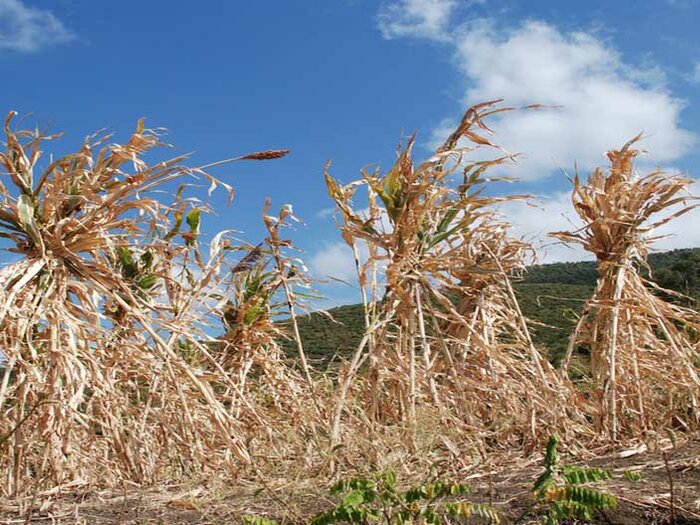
[520, 435, 617, 524]
[243, 516, 280, 525]
[311, 471, 498, 525]
[623, 469, 643, 482]
[245, 472, 498, 525]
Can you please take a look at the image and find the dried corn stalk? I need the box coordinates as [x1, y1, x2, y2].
[213, 201, 316, 412]
[325, 101, 579, 452]
[0, 114, 289, 495]
[552, 137, 700, 440]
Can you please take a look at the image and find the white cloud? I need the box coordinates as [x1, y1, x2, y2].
[309, 242, 359, 282]
[450, 20, 694, 178]
[497, 177, 700, 265]
[691, 61, 700, 84]
[0, 0, 74, 52]
[496, 194, 591, 264]
[378, 3, 696, 180]
[316, 207, 336, 219]
[377, 0, 457, 41]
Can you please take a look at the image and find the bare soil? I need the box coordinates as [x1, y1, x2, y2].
[2, 437, 699, 525]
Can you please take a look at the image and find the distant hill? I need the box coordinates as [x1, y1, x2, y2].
[283, 248, 700, 367]
[523, 248, 700, 290]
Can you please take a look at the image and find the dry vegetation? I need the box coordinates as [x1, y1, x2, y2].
[0, 101, 698, 523]
[551, 137, 700, 441]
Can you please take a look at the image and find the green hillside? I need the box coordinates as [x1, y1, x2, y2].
[523, 248, 700, 291]
[515, 282, 593, 362]
[285, 248, 700, 367]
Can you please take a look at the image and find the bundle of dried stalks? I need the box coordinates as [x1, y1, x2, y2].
[324, 101, 580, 454]
[0, 114, 291, 496]
[213, 201, 319, 414]
[551, 137, 700, 441]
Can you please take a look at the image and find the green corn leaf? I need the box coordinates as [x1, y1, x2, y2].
[117, 247, 138, 279]
[137, 274, 157, 290]
[186, 208, 201, 236]
[182, 208, 202, 245]
[165, 210, 184, 241]
[243, 305, 263, 325]
[17, 194, 41, 246]
[140, 250, 154, 270]
[435, 207, 459, 235]
[384, 166, 402, 204]
[324, 172, 343, 201]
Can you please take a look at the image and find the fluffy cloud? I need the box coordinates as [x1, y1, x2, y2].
[378, 3, 695, 180]
[377, 0, 457, 41]
[309, 242, 359, 282]
[495, 193, 590, 264]
[0, 0, 74, 52]
[497, 177, 700, 265]
[446, 20, 694, 178]
[692, 61, 700, 84]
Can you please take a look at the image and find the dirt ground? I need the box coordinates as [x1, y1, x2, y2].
[473, 436, 700, 525]
[1, 437, 699, 525]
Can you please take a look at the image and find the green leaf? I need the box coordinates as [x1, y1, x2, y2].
[384, 165, 402, 205]
[533, 472, 553, 495]
[242, 515, 279, 525]
[562, 466, 611, 485]
[140, 250, 154, 270]
[381, 471, 396, 490]
[324, 172, 343, 201]
[435, 207, 459, 235]
[165, 210, 184, 241]
[137, 274, 157, 290]
[243, 305, 264, 325]
[17, 194, 41, 246]
[449, 483, 470, 496]
[623, 470, 643, 482]
[186, 208, 201, 234]
[341, 490, 365, 509]
[544, 435, 559, 469]
[183, 208, 201, 245]
[117, 247, 138, 279]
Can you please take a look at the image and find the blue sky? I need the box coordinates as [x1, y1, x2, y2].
[1, 0, 700, 306]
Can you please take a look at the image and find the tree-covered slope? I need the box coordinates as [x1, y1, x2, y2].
[523, 248, 700, 290]
[285, 248, 700, 366]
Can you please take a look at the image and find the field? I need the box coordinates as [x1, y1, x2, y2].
[2, 437, 699, 524]
[1, 102, 699, 524]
